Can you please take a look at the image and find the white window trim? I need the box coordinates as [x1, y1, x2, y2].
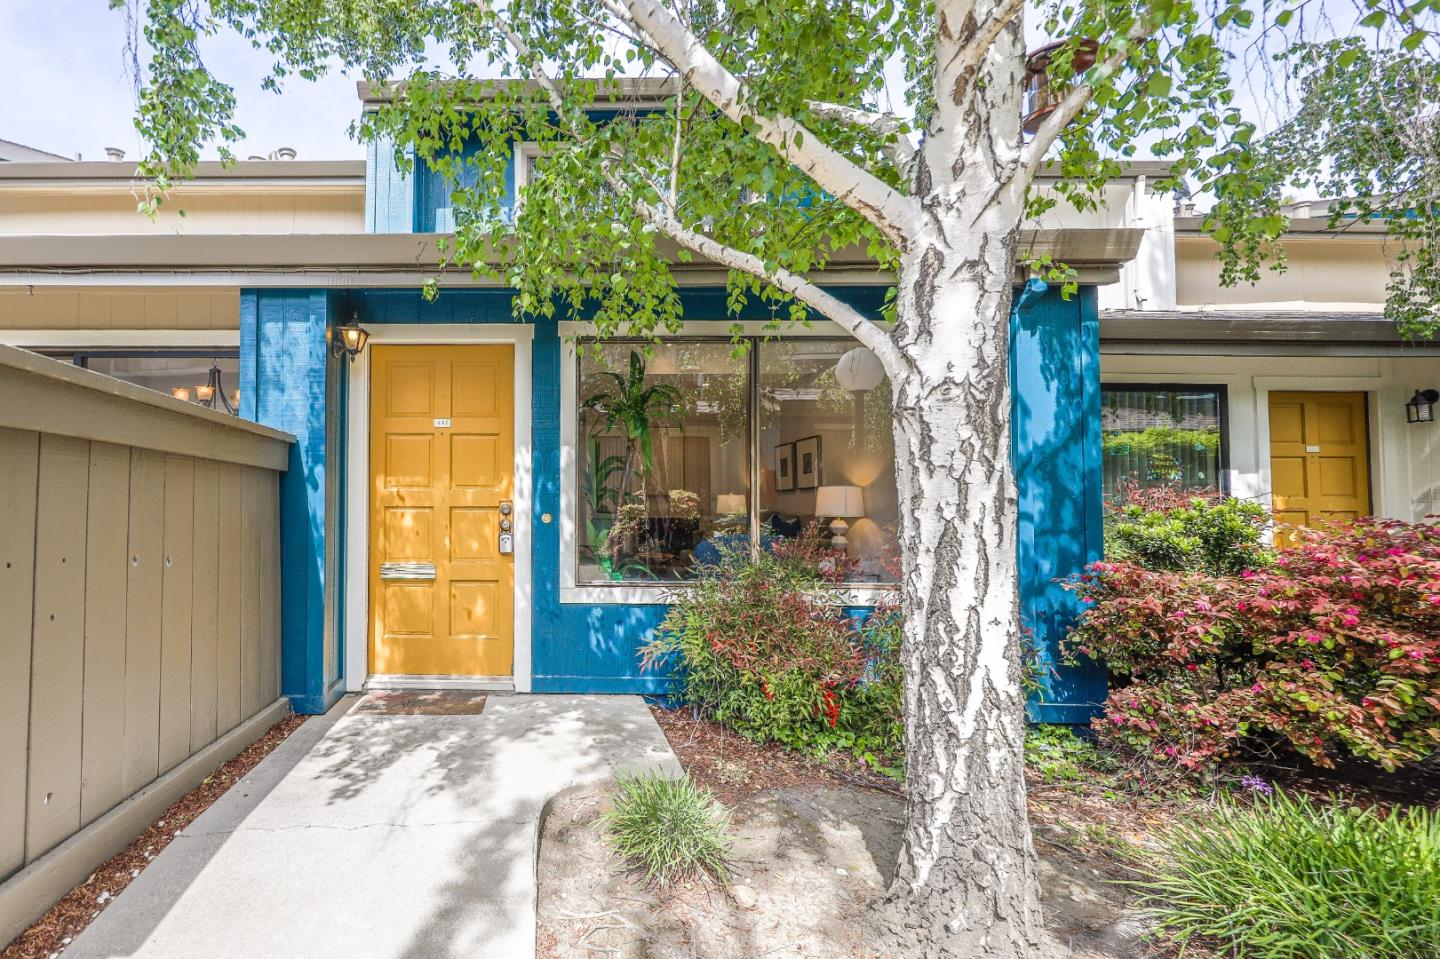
[557, 327, 897, 607]
[344, 323, 536, 692]
[512, 142, 542, 210]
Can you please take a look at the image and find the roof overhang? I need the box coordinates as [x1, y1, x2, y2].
[1100, 309, 1439, 354]
[0, 228, 1143, 288]
[1174, 216, 1389, 238]
[0, 160, 365, 192]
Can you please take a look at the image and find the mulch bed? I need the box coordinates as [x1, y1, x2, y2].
[1, 714, 308, 959]
[648, 705, 900, 805]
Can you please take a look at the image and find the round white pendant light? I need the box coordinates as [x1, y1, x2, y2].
[834, 347, 885, 392]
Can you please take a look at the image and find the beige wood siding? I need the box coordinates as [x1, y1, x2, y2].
[1176, 236, 1392, 311]
[0, 288, 239, 332]
[0, 189, 363, 236]
[0, 346, 291, 882]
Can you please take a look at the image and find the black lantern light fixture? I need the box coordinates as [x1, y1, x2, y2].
[1406, 389, 1439, 424]
[331, 313, 371, 361]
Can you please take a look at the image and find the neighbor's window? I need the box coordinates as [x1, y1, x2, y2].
[1101, 385, 1225, 502]
[575, 338, 898, 585]
[577, 342, 750, 583]
[46, 351, 242, 414]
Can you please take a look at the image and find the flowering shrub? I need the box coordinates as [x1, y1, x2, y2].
[643, 537, 903, 774]
[1105, 481, 1273, 575]
[1071, 518, 1440, 774]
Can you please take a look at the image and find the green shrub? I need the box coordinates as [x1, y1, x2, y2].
[603, 773, 732, 886]
[1105, 483, 1272, 575]
[1024, 724, 1111, 785]
[1139, 793, 1440, 958]
[642, 537, 903, 774]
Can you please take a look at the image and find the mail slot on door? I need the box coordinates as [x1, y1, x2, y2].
[380, 562, 436, 580]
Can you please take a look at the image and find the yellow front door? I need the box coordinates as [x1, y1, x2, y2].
[1268, 391, 1371, 543]
[369, 345, 515, 677]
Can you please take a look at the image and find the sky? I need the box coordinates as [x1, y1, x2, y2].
[0, 0, 364, 161]
[0, 0, 1365, 165]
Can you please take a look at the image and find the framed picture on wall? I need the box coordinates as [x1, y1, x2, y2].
[775, 443, 796, 492]
[795, 435, 821, 489]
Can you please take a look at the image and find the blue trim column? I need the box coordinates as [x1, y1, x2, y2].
[240, 288, 344, 714]
[1011, 282, 1107, 723]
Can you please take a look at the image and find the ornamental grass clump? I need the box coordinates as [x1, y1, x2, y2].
[1139, 792, 1440, 959]
[603, 773, 732, 887]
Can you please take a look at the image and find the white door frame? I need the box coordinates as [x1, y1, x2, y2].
[344, 324, 535, 692]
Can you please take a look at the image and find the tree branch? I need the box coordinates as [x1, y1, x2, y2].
[805, 100, 917, 177]
[628, 189, 902, 368]
[602, 0, 918, 249]
[477, 0, 901, 371]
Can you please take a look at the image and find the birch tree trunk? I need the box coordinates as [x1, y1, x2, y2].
[881, 214, 1046, 957]
[876, 6, 1048, 947]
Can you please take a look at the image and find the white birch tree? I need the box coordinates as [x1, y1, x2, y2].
[122, 0, 1436, 952]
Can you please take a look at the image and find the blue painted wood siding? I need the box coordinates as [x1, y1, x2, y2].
[1012, 281, 1107, 722]
[240, 289, 346, 714]
[244, 285, 1105, 717]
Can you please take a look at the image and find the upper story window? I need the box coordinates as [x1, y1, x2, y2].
[575, 338, 899, 585]
[1101, 384, 1226, 501]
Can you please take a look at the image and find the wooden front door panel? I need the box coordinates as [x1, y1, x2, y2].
[1268, 391, 1370, 544]
[370, 345, 514, 677]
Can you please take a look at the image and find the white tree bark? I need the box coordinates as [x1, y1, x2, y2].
[883, 213, 1045, 958]
[498, 0, 1097, 952]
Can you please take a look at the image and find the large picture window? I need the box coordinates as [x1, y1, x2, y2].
[1101, 384, 1226, 502]
[575, 338, 899, 585]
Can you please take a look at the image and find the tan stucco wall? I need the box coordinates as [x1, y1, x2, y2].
[0, 288, 238, 331]
[1176, 235, 1394, 311]
[1102, 351, 1440, 522]
[0, 188, 363, 235]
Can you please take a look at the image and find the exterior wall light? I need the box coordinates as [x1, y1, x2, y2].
[1022, 39, 1100, 135]
[1407, 389, 1439, 424]
[331, 315, 371, 361]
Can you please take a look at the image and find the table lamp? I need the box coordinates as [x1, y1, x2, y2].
[814, 485, 864, 549]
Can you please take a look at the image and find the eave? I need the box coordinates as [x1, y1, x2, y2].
[0, 228, 1143, 288]
[1100, 309, 1439, 355]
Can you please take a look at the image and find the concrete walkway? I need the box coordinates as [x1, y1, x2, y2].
[67, 694, 681, 959]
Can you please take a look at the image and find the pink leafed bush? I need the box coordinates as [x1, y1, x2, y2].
[1070, 517, 1440, 774]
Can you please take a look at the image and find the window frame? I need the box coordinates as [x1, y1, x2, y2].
[558, 325, 897, 606]
[1099, 381, 1231, 495]
[570, 336, 758, 592]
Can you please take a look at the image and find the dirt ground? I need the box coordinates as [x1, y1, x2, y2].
[536, 708, 1181, 959]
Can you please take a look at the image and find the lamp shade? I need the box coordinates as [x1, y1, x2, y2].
[834, 347, 885, 392]
[716, 493, 746, 514]
[814, 485, 864, 518]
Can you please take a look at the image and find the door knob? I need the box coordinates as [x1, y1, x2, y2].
[498, 501, 514, 554]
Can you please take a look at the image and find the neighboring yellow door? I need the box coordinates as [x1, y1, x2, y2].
[1268, 391, 1371, 543]
[369, 345, 515, 677]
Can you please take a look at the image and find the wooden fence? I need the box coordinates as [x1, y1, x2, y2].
[0, 344, 293, 942]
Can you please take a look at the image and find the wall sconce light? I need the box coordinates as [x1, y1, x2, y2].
[331, 314, 371, 361]
[1407, 389, 1438, 424]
